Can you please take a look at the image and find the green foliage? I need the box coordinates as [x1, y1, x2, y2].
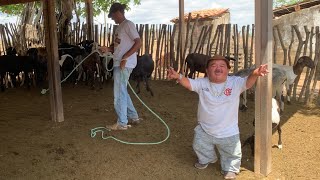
[273, 0, 304, 8]
[0, 4, 25, 16]
[82, 0, 141, 17]
[0, 0, 140, 17]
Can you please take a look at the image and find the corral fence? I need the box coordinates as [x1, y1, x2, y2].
[0, 21, 319, 104]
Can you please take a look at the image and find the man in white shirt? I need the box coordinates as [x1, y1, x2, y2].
[167, 55, 268, 179]
[105, 3, 142, 130]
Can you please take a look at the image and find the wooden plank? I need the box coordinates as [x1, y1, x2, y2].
[85, 0, 94, 40]
[254, 0, 273, 176]
[43, 0, 64, 122]
[0, 0, 40, 6]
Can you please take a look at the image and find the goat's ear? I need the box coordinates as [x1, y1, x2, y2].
[225, 56, 236, 61]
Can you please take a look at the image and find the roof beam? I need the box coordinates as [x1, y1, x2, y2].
[0, 0, 40, 6]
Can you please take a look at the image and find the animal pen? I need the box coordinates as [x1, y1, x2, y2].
[0, 0, 319, 177]
[1, 21, 319, 104]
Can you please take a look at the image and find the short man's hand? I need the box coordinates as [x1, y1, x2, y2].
[254, 64, 269, 77]
[167, 67, 179, 80]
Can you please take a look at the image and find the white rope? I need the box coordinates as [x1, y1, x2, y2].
[41, 49, 110, 94]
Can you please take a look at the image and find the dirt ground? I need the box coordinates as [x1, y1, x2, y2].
[0, 80, 319, 180]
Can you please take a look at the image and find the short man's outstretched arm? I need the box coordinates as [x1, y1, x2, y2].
[246, 64, 269, 89]
[167, 67, 192, 91]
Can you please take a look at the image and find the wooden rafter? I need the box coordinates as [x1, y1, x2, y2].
[0, 0, 40, 6]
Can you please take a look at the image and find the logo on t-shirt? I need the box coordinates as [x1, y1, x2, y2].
[224, 88, 232, 96]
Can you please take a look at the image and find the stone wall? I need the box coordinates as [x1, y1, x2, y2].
[273, 4, 320, 64]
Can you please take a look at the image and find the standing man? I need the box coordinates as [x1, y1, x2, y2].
[105, 2, 142, 130]
[167, 55, 268, 179]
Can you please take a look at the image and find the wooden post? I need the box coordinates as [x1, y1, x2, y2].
[254, 0, 273, 176]
[249, 24, 255, 67]
[179, 0, 185, 73]
[85, 0, 94, 40]
[189, 14, 199, 55]
[182, 13, 191, 63]
[274, 25, 288, 65]
[209, 25, 219, 56]
[94, 24, 99, 43]
[219, 24, 224, 55]
[233, 24, 239, 72]
[43, 0, 64, 122]
[170, 24, 177, 69]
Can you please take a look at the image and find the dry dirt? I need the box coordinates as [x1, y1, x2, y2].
[0, 80, 319, 180]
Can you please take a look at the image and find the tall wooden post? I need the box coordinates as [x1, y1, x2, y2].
[43, 0, 64, 122]
[85, 0, 94, 40]
[254, 0, 273, 176]
[179, 0, 185, 74]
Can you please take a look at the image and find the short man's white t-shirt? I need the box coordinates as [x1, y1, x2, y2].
[113, 19, 140, 68]
[189, 76, 247, 138]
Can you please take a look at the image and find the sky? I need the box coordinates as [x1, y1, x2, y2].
[0, 0, 255, 27]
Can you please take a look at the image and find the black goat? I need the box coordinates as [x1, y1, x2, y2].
[185, 53, 236, 78]
[0, 54, 36, 91]
[131, 54, 154, 96]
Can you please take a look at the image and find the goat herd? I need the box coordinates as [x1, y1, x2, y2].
[0, 40, 155, 95]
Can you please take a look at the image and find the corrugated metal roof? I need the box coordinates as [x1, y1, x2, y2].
[171, 8, 229, 23]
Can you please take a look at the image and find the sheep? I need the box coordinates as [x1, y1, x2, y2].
[242, 97, 282, 156]
[272, 56, 315, 104]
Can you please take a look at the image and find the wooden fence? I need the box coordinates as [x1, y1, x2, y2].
[0, 22, 319, 104]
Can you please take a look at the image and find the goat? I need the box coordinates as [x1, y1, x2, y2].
[26, 47, 48, 87]
[232, 65, 256, 111]
[184, 53, 236, 78]
[242, 98, 282, 156]
[273, 56, 315, 104]
[233, 57, 313, 114]
[81, 42, 104, 89]
[0, 54, 36, 91]
[234, 67, 287, 113]
[131, 54, 154, 96]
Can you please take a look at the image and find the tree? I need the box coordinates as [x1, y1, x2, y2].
[0, 0, 140, 18]
[273, 0, 304, 8]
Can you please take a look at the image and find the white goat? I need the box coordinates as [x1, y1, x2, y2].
[234, 56, 315, 112]
[242, 97, 282, 156]
[273, 56, 315, 104]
